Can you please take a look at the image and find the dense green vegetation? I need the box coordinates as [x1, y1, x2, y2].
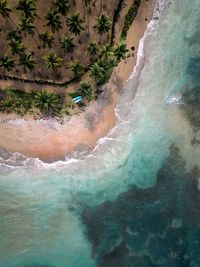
[121, 0, 141, 40]
[77, 81, 94, 101]
[0, 88, 63, 116]
[0, 0, 136, 118]
[0, 85, 96, 118]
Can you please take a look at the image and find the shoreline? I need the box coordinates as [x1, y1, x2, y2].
[0, 0, 156, 162]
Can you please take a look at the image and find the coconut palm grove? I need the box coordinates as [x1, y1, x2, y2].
[0, 0, 140, 118]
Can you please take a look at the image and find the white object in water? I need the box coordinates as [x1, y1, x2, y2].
[165, 94, 183, 105]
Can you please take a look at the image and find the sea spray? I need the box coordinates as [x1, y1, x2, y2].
[1, 0, 200, 266]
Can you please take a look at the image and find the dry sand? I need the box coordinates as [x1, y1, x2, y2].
[0, 0, 156, 162]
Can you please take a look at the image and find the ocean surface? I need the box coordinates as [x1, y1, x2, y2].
[1, 0, 200, 266]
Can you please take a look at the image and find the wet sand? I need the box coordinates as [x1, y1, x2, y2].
[0, 0, 156, 162]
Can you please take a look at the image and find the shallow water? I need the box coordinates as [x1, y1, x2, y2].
[1, 0, 200, 266]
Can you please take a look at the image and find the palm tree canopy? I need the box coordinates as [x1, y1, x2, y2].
[90, 56, 115, 85]
[8, 39, 25, 55]
[19, 16, 36, 36]
[34, 91, 59, 114]
[100, 43, 114, 58]
[60, 36, 75, 53]
[7, 30, 21, 41]
[71, 60, 85, 78]
[67, 13, 84, 35]
[0, 0, 11, 18]
[87, 40, 98, 56]
[53, 0, 69, 15]
[18, 53, 36, 72]
[95, 14, 111, 35]
[0, 55, 15, 71]
[114, 43, 129, 61]
[39, 32, 54, 48]
[45, 10, 62, 33]
[43, 52, 63, 71]
[16, 0, 36, 19]
[77, 81, 93, 100]
[90, 60, 106, 83]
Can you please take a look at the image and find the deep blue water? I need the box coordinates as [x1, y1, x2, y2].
[0, 0, 200, 266]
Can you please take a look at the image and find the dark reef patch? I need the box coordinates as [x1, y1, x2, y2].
[191, 136, 200, 146]
[186, 57, 200, 78]
[81, 146, 200, 267]
[25, 264, 54, 267]
[182, 87, 200, 129]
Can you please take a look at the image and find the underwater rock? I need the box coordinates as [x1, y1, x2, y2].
[81, 145, 200, 267]
[182, 87, 200, 128]
[186, 57, 200, 78]
[25, 264, 54, 267]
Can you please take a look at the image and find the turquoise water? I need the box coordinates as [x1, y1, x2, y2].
[1, 0, 200, 266]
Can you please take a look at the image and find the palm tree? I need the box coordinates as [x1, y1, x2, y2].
[16, 0, 36, 19]
[43, 52, 63, 72]
[45, 10, 62, 33]
[19, 16, 35, 36]
[53, 0, 69, 16]
[39, 32, 54, 49]
[94, 14, 111, 44]
[19, 16, 39, 47]
[34, 91, 59, 115]
[18, 53, 36, 73]
[87, 40, 98, 57]
[100, 43, 114, 59]
[77, 81, 94, 100]
[90, 57, 115, 85]
[60, 35, 75, 54]
[0, 55, 15, 72]
[90, 60, 105, 85]
[7, 30, 21, 42]
[8, 38, 25, 55]
[71, 60, 85, 78]
[0, 0, 18, 28]
[114, 43, 129, 61]
[0, 0, 10, 18]
[67, 13, 84, 36]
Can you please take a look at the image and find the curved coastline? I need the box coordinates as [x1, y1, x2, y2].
[0, 0, 156, 162]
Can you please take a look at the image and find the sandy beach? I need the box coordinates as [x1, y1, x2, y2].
[0, 0, 156, 162]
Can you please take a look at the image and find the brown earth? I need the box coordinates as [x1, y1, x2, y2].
[0, 0, 156, 162]
[0, 0, 122, 83]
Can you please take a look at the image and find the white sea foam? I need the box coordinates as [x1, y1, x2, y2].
[0, 0, 167, 173]
[1, 2, 200, 265]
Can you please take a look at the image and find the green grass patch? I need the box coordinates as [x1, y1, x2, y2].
[0, 88, 64, 117]
[120, 0, 141, 41]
